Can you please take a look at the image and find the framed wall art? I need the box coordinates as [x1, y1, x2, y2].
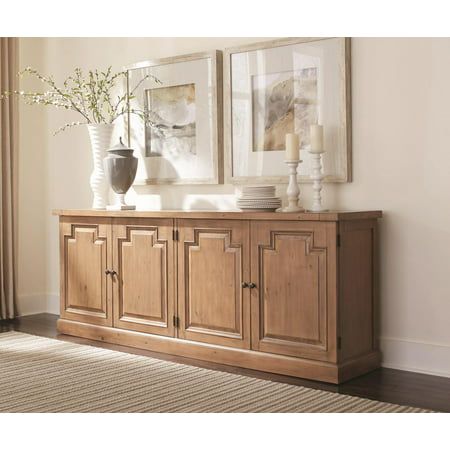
[126, 51, 223, 185]
[224, 37, 352, 184]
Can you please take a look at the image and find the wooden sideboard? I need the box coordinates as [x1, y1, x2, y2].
[54, 209, 382, 384]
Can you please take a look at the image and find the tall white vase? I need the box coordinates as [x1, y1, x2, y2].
[87, 124, 114, 210]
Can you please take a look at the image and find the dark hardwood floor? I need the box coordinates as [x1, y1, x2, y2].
[1, 313, 449, 412]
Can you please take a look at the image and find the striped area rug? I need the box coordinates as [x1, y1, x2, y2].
[0, 332, 429, 413]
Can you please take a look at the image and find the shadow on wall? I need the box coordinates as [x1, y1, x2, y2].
[132, 183, 237, 211]
[184, 197, 226, 210]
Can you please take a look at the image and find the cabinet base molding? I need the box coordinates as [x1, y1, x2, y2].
[55, 210, 382, 384]
[57, 319, 381, 384]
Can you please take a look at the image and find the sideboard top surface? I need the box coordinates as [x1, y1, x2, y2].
[53, 209, 382, 222]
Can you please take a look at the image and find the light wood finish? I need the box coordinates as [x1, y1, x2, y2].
[344, 37, 353, 183]
[338, 351, 382, 384]
[57, 319, 381, 384]
[177, 219, 250, 348]
[56, 210, 381, 384]
[223, 37, 352, 184]
[53, 209, 382, 222]
[112, 218, 175, 336]
[59, 217, 112, 326]
[250, 220, 337, 362]
[339, 219, 378, 361]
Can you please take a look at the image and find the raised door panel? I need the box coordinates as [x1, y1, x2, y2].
[177, 219, 250, 348]
[60, 218, 112, 326]
[112, 218, 175, 336]
[251, 221, 337, 362]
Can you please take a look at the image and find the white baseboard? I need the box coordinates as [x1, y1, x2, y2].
[380, 336, 450, 378]
[17, 293, 59, 316]
[45, 294, 60, 315]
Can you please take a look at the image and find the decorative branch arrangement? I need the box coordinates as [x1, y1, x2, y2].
[1, 66, 161, 134]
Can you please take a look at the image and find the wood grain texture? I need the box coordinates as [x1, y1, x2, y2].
[57, 318, 342, 383]
[344, 37, 353, 182]
[338, 219, 378, 361]
[112, 218, 175, 336]
[53, 209, 382, 221]
[177, 219, 251, 349]
[250, 220, 337, 362]
[338, 351, 381, 383]
[59, 217, 112, 326]
[56, 211, 381, 384]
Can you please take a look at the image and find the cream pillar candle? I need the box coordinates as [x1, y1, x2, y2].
[285, 133, 300, 160]
[310, 125, 323, 153]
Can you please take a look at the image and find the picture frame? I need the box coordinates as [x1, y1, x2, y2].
[223, 37, 352, 184]
[126, 51, 223, 185]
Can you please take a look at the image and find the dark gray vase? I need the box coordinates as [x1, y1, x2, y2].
[103, 137, 138, 210]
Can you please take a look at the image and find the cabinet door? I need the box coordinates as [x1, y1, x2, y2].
[177, 219, 250, 349]
[112, 218, 175, 336]
[251, 221, 337, 362]
[60, 218, 112, 326]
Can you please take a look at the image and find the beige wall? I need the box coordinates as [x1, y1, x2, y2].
[17, 37, 450, 376]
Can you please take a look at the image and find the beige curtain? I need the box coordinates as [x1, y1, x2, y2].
[0, 38, 18, 320]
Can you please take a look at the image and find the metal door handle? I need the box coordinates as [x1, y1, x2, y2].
[248, 282, 256, 289]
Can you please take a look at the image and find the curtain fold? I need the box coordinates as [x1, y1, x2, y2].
[0, 37, 18, 320]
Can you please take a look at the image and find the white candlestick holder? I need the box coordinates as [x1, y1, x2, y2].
[309, 150, 328, 212]
[282, 160, 304, 213]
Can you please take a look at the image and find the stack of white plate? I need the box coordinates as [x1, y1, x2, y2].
[236, 185, 282, 212]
